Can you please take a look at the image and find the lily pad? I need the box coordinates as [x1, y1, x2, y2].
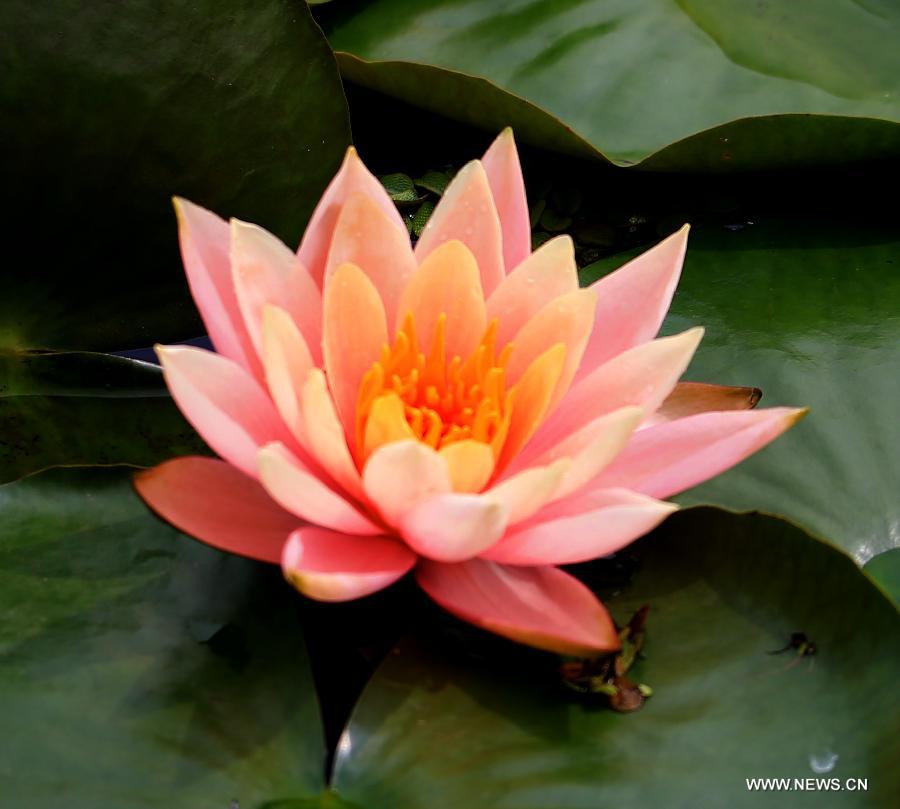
[331, 508, 900, 807]
[321, 0, 900, 170]
[0, 351, 207, 483]
[0, 0, 350, 351]
[582, 218, 900, 565]
[0, 467, 326, 807]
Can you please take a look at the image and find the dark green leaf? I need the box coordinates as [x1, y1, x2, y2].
[332, 509, 900, 807]
[0, 467, 326, 807]
[413, 170, 451, 196]
[0, 351, 207, 483]
[410, 200, 435, 237]
[583, 218, 900, 564]
[323, 0, 900, 170]
[379, 172, 423, 204]
[865, 550, 900, 605]
[0, 0, 350, 351]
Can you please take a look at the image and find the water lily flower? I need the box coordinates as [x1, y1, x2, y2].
[135, 130, 805, 656]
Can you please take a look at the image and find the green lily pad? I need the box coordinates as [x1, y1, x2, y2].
[331, 508, 900, 807]
[0, 467, 326, 807]
[0, 0, 350, 351]
[321, 0, 900, 170]
[0, 351, 207, 484]
[582, 218, 900, 565]
[865, 550, 900, 606]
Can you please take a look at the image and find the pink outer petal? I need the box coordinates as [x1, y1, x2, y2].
[590, 407, 809, 499]
[282, 528, 417, 602]
[400, 494, 508, 562]
[481, 488, 677, 566]
[231, 219, 323, 366]
[486, 235, 578, 347]
[134, 456, 297, 564]
[257, 442, 382, 536]
[298, 147, 407, 288]
[414, 161, 505, 296]
[481, 128, 530, 273]
[516, 327, 703, 471]
[157, 345, 296, 479]
[324, 192, 417, 325]
[576, 225, 690, 383]
[416, 559, 620, 656]
[173, 198, 260, 379]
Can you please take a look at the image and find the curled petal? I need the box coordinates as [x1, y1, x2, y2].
[157, 345, 294, 479]
[400, 493, 507, 562]
[591, 407, 809, 499]
[362, 440, 451, 527]
[282, 528, 417, 602]
[173, 198, 259, 377]
[482, 488, 677, 566]
[481, 128, 530, 273]
[258, 442, 381, 535]
[647, 381, 762, 426]
[298, 146, 407, 287]
[487, 235, 578, 347]
[134, 457, 297, 563]
[416, 559, 620, 656]
[577, 225, 690, 381]
[415, 161, 504, 296]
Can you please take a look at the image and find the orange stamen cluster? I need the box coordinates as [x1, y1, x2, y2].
[356, 314, 514, 461]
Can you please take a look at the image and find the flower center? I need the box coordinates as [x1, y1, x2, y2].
[355, 313, 514, 463]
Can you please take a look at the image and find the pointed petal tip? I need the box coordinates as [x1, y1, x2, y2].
[788, 406, 811, 425]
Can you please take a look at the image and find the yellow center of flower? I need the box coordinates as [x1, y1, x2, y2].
[355, 313, 514, 463]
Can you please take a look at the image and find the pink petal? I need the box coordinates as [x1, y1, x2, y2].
[301, 369, 366, 501]
[503, 288, 597, 408]
[396, 240, 486, 360]
[173, 198, 260, 378]
[134, 456, 297, 563]
[323, 263, 389, 448]
[482, 488, 677, 566]
[282, 528, 417, 602]
[646, 381, 762, 426]
[486, 461, 571, 525]
[481, 128, 530, 273]
[258, 442, 382, 536]
[537, 406, 645, 500]
[362, 440, 451, 527]
[157, 345, 295, 479]
[325, 192, 417, 325]
[260, 304, 314, 447]
[520, 328, 703, 469]
[416, 559, 619, 656]
[231, 219, 323, 365]
[591, 407, 809, 499]
[415, 161, 505, 296]
[400, 494, 507, 562]
[576, 225, 690, 383]
[486, 235, 578, 347]
[298, 147, 407, 287]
